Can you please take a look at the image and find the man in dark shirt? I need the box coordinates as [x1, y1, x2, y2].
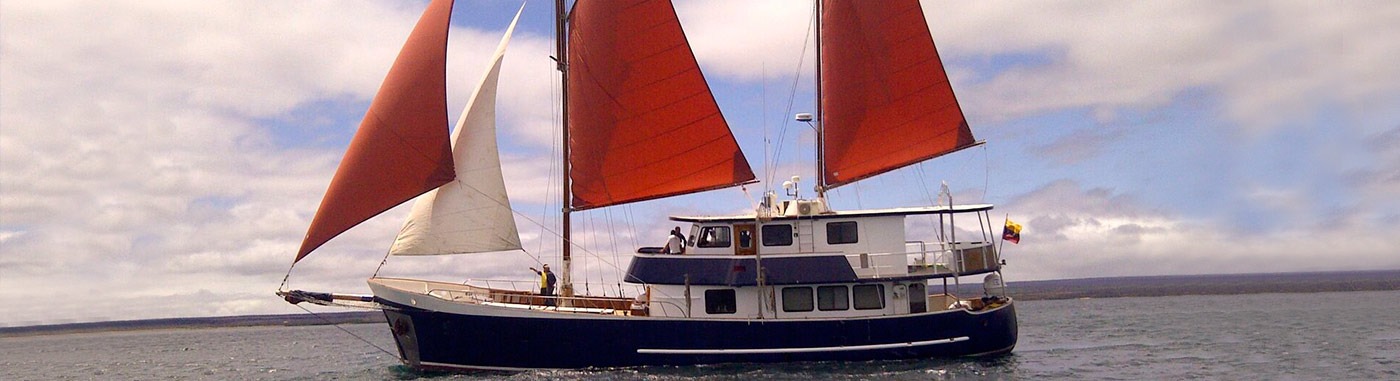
[529, 264, 558, 306]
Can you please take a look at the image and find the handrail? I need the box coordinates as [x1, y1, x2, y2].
[419, 285, 704, 318]
[844, 241, 999, 278]
[648, 300, 689, 317]
[456, 278, 648, 297]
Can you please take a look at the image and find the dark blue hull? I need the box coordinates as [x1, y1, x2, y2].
[378, 300, 1017, 370]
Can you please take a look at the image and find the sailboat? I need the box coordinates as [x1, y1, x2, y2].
[279, 0, 1017, 371]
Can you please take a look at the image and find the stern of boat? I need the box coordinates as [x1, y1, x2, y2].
[971, 297, 1018, 356]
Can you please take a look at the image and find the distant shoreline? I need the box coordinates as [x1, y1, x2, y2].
[0, 311, 385, 338]
[3, 270, 1396, 337]
[1002, 269, 1400, 301]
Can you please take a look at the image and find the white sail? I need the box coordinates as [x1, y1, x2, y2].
[391, 6, 524, 256]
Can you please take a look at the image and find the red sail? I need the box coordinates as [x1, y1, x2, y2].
[295, 0, 456, 263]
[567, 0, 755, 210]
[820, 0, 977, 189]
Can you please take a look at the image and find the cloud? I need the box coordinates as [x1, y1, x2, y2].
[925, 1, 1400, 131]
[1349, 126, 1400, 204]
[1031, 127, 1129, 165]
[663, 1, 1400, 133]
[1000, 180, 1400, 281]
[675, 0, 813, 82]
[0, 0, 521, 326]
[3, 1, 1397, 327]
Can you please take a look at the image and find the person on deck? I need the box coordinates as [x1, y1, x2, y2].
[529, 264, 557, 306]
[662, 226, 686, 254]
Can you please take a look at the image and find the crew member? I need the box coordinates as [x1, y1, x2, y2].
[529, 264, 558, 306]
[663, 226, 686, 254]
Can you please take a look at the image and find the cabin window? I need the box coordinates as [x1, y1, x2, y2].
[697, 226, 732, 248]
[781, 287, 813, 312]
[738, 229, 753, 249]
[853, 284, 885, 310]
[762, 224, 793, 246]
[687, 225, 700, 247]
[908, 283, 927, 313]
[826, 221, 859, 244]
[705, 289, 736, 314]
[817, 285, 849, 311]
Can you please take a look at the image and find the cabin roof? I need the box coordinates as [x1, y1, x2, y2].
[669, 203, 994, 223]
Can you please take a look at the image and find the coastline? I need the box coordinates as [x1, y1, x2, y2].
[1004, 269, 1400, 301]
[4, 270, 1396, 337]
[0, 311, 384, 338]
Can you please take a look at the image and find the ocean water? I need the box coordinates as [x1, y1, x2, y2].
[3, 290, 1397, 380]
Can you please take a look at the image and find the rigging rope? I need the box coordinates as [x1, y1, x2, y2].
[292, 304, 402, 361]
[604, 207, 622, 296]
[539, 53, 563, 266]
[277, 270, 292, 293]
[981, 144, 990, 203]
[583, 211, 596, 295]
[767, 1, 817, 187]
[915, 163, 938, 207]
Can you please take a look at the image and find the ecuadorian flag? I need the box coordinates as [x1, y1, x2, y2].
[1002, 219, 1022, 244]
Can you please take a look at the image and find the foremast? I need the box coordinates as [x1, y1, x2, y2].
[556, 0, 756, 298]
[555, 0, 575, 298]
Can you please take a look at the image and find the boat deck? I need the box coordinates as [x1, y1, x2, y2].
[370, 277, 1003, 319]
[371, 277, 643, 316]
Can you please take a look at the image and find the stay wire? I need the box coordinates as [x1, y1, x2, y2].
[292, 303, 401, 361]
[982, 144, 990, 203]
[768, 1, 816, 186]
[604, 207, 622, 296]
[277, 269, 292, 292]
[540, 53, 563, 265]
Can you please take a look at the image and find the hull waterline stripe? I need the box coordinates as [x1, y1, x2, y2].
[418, 360, 532, 372]
[636, 336, 970, 355]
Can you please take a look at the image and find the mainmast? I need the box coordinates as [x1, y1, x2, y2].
[813, 0, 826, 200]
[555, 0, 574, 297]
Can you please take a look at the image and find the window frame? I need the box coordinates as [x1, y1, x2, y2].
[697, 226, 733, 248]
[825, 221, 859, 245]
[908, 282, 927, 313]
[817, 285, 849, 311]
[704, 289, 737, 314]
[852, 284, 885, 310]
[781, 287, 814, 312]
[761, 224, 794, 246]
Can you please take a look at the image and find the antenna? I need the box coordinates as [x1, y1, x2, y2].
[784, 175, 801, 198]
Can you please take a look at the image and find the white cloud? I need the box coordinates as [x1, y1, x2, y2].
[1000, 180, 1400, 281]
[1351, 127, 1400, 206]
[675, 0, 813, 81]
[920, 0, 1400, 130]
[0, 0, 521, 326]
[3, 0, 1397, 327]
[671, 1, 1400, 131]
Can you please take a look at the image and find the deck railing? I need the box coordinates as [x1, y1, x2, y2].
[843, 241, 999, 278]
[403, 278, 649, 315]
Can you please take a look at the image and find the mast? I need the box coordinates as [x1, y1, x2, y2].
[556, 0, 574, 297]
[813, 0, 826, 200]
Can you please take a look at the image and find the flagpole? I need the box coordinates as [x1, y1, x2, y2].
[998, 213, 1008, 255]
[997, 214, 1012, 297]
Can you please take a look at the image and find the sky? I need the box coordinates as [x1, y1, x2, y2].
[1, 0, 1397, 327]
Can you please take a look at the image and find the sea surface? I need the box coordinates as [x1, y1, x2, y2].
[3, 290, 1397, 380]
